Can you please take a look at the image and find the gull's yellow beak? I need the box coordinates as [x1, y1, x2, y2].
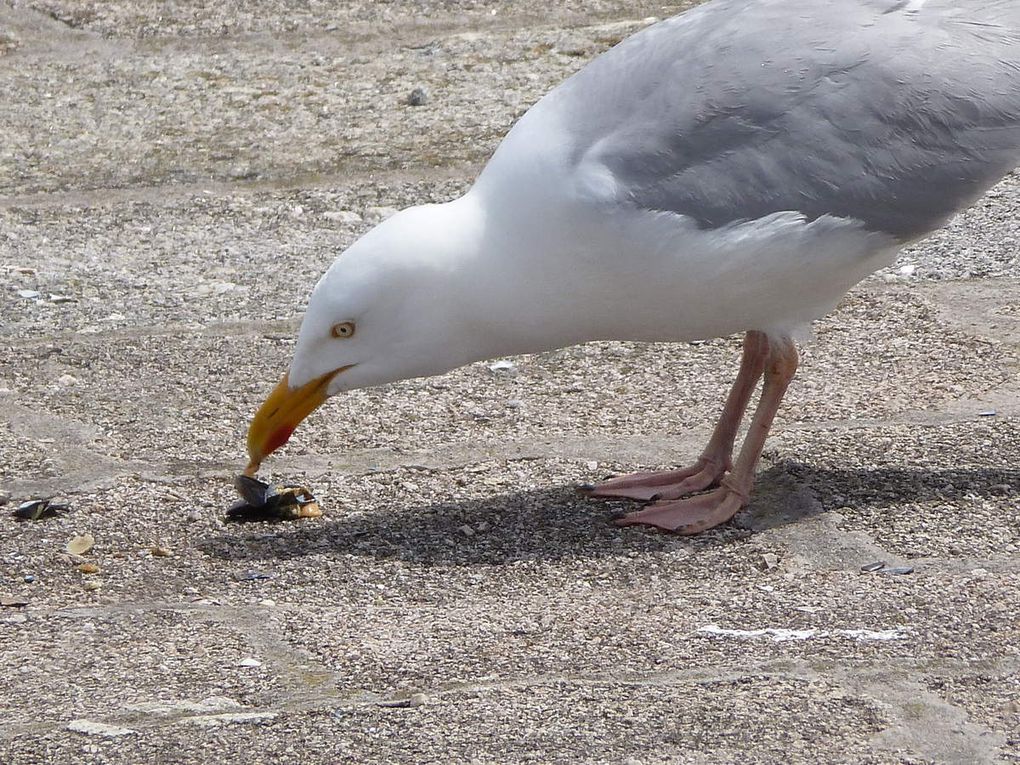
[244, 369, 343, 475]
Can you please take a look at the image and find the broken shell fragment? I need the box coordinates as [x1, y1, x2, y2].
[66, 534, 95, 556]
[859, 561, 914, 576]
[294, 500, 323, 519]
[236, 570, 272, 581]
[882, 565, 915, 576]
[377, 692, 428, 709]
[225, 475, 323, 522]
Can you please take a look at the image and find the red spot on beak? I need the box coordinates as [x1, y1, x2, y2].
[265, 426, 295, 455]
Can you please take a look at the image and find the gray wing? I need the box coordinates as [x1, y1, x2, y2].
[554, 0, 1020, 239]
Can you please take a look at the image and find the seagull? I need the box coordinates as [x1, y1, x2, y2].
[244, 0, 1020, 534]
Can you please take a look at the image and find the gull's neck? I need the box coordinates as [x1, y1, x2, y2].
[445, 184, 613, 360]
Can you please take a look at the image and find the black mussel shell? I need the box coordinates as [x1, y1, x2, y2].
[13, 499, 62, 521]
[226, 475, 319, 522]
[225, 498, 303, 522]
[273, 490, 301, 508]
[233, 474, 275, 507]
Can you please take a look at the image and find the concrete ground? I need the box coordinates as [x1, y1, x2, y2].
[1, 1, 1019, 763]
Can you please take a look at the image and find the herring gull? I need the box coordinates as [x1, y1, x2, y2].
[244, 0, 1020, 534]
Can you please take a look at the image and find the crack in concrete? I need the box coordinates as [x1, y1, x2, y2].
[0, 8, 671, 66]
[0, 398, 147, 496]
[3, 628, 1017, 755]
[0, 4, 120, 59]
[743, 453, 1016, 762]
[9, 596, 1015, 761]
[0, 163, 479, 212]
[196, 603, 349, 711]
[2, 317, 301, 349]
[4, 403, 1018, 501]
[2, 3, 1017, 760]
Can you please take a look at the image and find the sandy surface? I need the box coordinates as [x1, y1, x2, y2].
[1, 1, 1019, 763]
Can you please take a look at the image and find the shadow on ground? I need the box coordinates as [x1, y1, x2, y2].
[197, 464, 1020, 567]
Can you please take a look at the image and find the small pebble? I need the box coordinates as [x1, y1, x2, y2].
[458, 524, 475, 537]
[760, 553, 779, 570]
[150, 546, 171, 557]
[488, 359, 516, 372]
[322, 210, 362, 224]
[23, 575, 35, 584]
[186, 511, 202, 523]
[378, 693, 428, 708]
[258, 599, 276, 607]
[229, 164, 255, 180]
[364, 206, 399, 223]
[56, 374, 77, 386]
[78, 563, 100, 575]
[237, 657, 262, 668]
[406, 87, 428, 106]
[83, 581, 101, 592]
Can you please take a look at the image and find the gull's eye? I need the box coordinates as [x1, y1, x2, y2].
[331, 321, 356, 339]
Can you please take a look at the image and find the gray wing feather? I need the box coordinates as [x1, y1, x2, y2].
[555, 0, 1020, 239]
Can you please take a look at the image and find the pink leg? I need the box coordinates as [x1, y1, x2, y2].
[616, 336, 799, 534]
[579, 332, 770, 501]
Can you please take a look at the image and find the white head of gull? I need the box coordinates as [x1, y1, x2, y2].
[246, 0, 1020, 534]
